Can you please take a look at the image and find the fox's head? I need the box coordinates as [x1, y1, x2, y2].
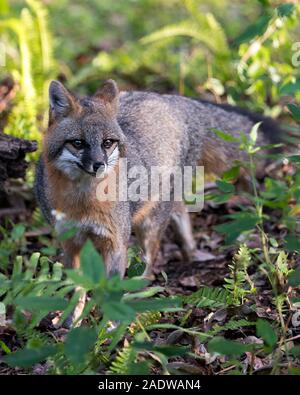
[44, 79, 126, 180]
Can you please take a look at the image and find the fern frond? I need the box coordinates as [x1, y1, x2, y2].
[208, 318, 256, 336]
[183, 286, 234, 308]
[31, 208, 45, 227]
[224, 244, 255, 304]
[141, 16, 229, 56]
[129, 311, 161, 335]
[109, 345, 136, 375]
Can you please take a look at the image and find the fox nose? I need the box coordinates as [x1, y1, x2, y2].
[93, 161, 105, 173]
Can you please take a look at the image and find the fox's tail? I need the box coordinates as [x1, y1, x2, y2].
[200, 99, 299, 152]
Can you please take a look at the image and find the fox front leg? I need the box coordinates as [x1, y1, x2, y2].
[102, 242, 128, 278]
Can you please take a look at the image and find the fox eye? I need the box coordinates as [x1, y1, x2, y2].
[103, 139, 114, 149]
[71, 139, 85, 149]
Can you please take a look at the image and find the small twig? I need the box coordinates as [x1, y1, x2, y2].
[284, 334, 300, 343]
[216, 365, 237, 375]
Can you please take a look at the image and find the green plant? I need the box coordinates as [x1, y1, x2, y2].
[0, 0, 56, 145]
[224, 244, 256, 305]
[1, 240, 185, 374]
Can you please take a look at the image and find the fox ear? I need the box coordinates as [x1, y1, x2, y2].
[94, 79, 119, 114]
[49, 80, 76, 119]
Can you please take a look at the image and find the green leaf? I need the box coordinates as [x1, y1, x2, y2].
[249, 122, 262, 145]
[208, 336, 253, 356]
[24, 252, 40, 280]
[127, 259, 146, 278]
[12, 256, 23, 279]
[66, 269, 96, 290]
[80, 240, 105, 284]
[288, 267, 300, 287]
[215, 213, 259, 244]
[222, 166, 240, 182]
[287, 104, 300, 122]
[212, 129, 240, 143]
[287, 155, 300, 163]
[11, 224, 25, 241]
[290, 345, 300, 357]
[120, 277, 149, 292]
[216, 180, 235, 194]
[280, 80, 300, 96]
[277, 4, 295, 18]
[123, 286, 163, 301]
[102, 301, 136, 321]
[285, 235, 300, 252]
[235, 14, 272, 45]
[64, 327, 97, 365]
[3, 346, 58, 367]
[14, 296, 68, 312]
[127, 297, 181, 313]
[256, 319, 278, 348]
[0, 340, 11, 354]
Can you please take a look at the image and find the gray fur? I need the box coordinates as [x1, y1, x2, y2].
[35, 83, 278, 280]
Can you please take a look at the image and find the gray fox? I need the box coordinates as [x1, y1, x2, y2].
[35, 79, 282, 324]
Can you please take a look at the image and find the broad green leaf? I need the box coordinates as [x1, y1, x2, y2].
[216, 180, 235, 194]
[15, 296, 68, 312]
[102, 301, 136, 321]
[256, 319, 278, 348]
[64, 327, 97, 365]
[119, 277, 149, 292]
[66, 269, 96, 290]
[80, 240, 105, 284]
[215, 214, 259, 244]
[3, 346, 58, 367]
[222, 166, 240, 182]
[288, 267, 300, 287]
[285, 235, 300, 252]
[208, 336, 253, 356]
